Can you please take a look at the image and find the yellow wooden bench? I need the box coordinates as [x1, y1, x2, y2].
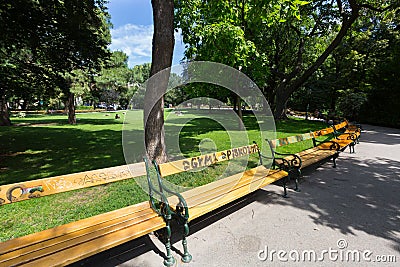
[331, 120, 361, 152]
[0, 201, 164, 267]
[266, 132, 337, 196]
[0, 163, 172, 267]
[145, 144, 288, 266]
[266, 122, 360, 196]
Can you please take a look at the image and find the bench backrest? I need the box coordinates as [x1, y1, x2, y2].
[267, 122, 348, 151]
[312, 126, 334, 137]
[333, 121, 348, 131]
[157, 144, 260, 177]
[334, 120, 360, 132]
[268, 132, 315, 149]
[0, 162, 146, 205]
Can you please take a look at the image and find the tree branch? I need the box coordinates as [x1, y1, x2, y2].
[359, 4, 394, 13]
[286, 6, 360, 96]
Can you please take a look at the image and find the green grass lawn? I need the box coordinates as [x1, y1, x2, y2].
[0, 110, 328, 241]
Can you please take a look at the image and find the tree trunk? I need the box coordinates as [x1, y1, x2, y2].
[144, 0, 174, 163]
[274, 86, 290, 119]
[236, 94, 244, 130]
[21, 99, 28, 110]
[67, 92, 76, 124]
[0, 94, 11, 126]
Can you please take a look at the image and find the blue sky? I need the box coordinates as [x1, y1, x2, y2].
[107, 0, 185, 68]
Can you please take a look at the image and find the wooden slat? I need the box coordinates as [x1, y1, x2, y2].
[165, 166, 287, 221]
[0, 201, 152, 254]
[317, 138, 353, 150]
[159, 144, 259, 176]
[1, 208, 156, 263]
[0, 201, 164, 267]
[313, 127, 334, 137]
[186, 169, 287, 221]
[168, 166, 272, 207]
[186, 168, 282, 208]
[0, 162, 145, 205]
[20, 217, 165, 267]
[334, 121, 348, 130]
[277, 146, 336, 169]
[297, 149, 336, 168]
[270, 132, 315, 148]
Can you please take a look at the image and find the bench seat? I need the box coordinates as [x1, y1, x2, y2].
[295, 146, 337, 168]
[168, 166, 287, 222]
[0, 201, 164, 267]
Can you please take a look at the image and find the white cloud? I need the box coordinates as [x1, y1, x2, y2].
[110, 24, 153, 67]
[110, 23, 186, 68]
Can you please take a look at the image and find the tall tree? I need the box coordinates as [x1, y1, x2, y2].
[145, 0, 175, 163]
[0, 0, 111, 125]
[175, 0, 399, 119]
[95, 51, 131, 109]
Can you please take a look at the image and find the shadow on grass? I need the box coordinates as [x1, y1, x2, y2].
[275, 118, 328, 135]
[11, 116, 124, 126]
[0, 126, 143, 185]
[165, 111, 329, 157]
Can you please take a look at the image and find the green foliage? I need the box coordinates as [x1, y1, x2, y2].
[358, 7, 400, 127]
[175, 0, 305, 67]
[0, 0, 111, 122]
[335, 90, 368, 119]
[287, 3, 400, 125]
[94, 51, 131, 106]
[174, 0, 399, 120]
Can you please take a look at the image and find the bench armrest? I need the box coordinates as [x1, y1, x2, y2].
[315, 140, 341, 151]
[153, 161, 190, 221]
[144, 157, 173, 219]
[255, 140, 302, 170]
[335, 132, 358, 141]
[273, 151, 302, 169]
[260, 150, 302, 170]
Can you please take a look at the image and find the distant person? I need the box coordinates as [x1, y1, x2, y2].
[314, 109, 321, 119]
[115, 114, 120, 119]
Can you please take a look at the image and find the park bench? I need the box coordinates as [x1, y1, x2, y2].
[145, 144, 289, 266]
[266, 121, 361, 196]
[332, 120, 361, 149]
[0, 162, 173, 267]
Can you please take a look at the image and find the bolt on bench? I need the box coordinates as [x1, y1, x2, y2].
[145, 143, 288, 266]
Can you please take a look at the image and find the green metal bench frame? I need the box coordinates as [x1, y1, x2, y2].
[266, 130, 342, 197]
[144, 143, 288, 266]
[332, 120, 362, 153]
[144, 157, 191, 266]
